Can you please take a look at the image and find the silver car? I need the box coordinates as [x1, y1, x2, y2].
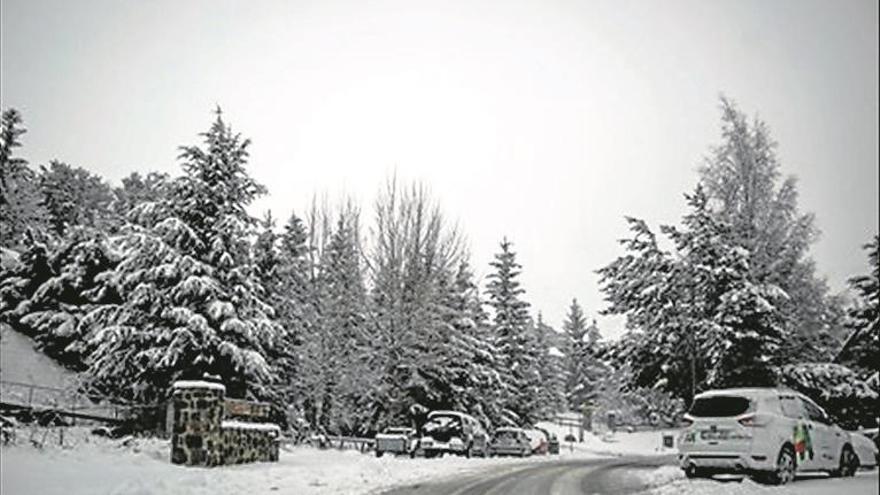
[375, 426, 418, 457]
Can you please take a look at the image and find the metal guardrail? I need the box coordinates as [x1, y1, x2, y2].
[294, 434, 375, 452]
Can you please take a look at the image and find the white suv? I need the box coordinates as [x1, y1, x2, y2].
[678, 388, 859, 484]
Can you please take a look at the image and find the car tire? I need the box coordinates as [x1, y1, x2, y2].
[831, 445, 859, 478]
[375, 450, 384, 458]
[684, 464, 708, 479]
[759, 445, 796, 485]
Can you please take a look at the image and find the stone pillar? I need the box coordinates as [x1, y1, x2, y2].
[170, 380, 226, 466]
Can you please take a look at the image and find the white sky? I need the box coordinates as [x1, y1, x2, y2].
[1, 0, 878, 338]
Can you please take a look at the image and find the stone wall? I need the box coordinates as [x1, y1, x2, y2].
[170, 381, 279, 467]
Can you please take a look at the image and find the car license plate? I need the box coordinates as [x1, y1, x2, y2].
[700, 430, 730, 440]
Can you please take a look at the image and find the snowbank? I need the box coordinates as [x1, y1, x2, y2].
[0, 324, 79, 389]
[536, 420, 679, 457]
[635, 466, 880, 495]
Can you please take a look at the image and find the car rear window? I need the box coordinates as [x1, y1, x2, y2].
[495, 430, 520, 440]
[689, 396, 752, 417]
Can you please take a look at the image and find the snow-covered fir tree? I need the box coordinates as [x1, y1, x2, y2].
[110, 171, 171, 229]
[486, 237, 541, 424]
[307, 210, 370, 433]
[836, 235, 879, 378]
[0, 108, 47, 248]
[445, 261, 509, 427]
[532, 313, 567, 416]
[0, 227, 118, 369]
[599, 186, 786, 404]
[563, 299, 604, 412]
[38, 160, 114, 238]
[780, 362, 877, 429]
[700, 97, 845, 362]
[80, 110, 283, 404]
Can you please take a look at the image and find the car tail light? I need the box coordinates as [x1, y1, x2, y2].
[738, 414, 767, 427]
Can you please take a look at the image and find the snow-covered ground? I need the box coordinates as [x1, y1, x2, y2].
[0, 324, 78, 389]
[635, 465, 879, 495]
[0, 428, 599, 495]
[536, 420, 680, 457]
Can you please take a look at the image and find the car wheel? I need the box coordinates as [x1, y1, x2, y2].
[761, 445, 796, 485]
[375, 450, 384, 458]
[832, 445, 859, 477]
[684, 464, 708, 479]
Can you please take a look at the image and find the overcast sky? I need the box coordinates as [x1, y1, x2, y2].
[1, 0, 877, 337]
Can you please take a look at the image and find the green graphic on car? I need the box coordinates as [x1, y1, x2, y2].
[793, 423, 814, 462]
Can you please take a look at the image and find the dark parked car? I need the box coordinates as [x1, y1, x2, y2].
[488, 427, 531, 457]
[547, 432, 560, 454]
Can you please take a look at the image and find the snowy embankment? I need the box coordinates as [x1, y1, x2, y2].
[0, 429, 600, 495]
[0, 324, 78, 388]
[634, 465, 879, 495]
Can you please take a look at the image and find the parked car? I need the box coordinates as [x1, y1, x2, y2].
[418, 410, 489, 458]
[850, 429, 879, 469]
[524, 428, 549, 454]
[547, 432, 560, 454]
[488, 427, 532, 457]
[861, 427, 879, 453]
[678, 388, 860, 485]
[375, 426, 419, 458]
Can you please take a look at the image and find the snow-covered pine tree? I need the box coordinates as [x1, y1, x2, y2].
[532, 313, 567, 417]
[563, 299, 604, 412]
[38, 160, 114, 238]
[598, 216, 696, 400]
[270, 210, 312, 405]
[296, 206, 371, 434]
[320, 211, 370, 433]
[253, 211, 281, 293]
[664, 185, 785, 389]
[0, 108, 48, 248]
[780, 362, 877, 429]
[836, 235, 879, 378]
[0, 227, 118, 369]
[81, 110, 282, 404]
[109, 172, 170, 232]
[599, 185, 787, 404]
[700, 96, 844, 362]
[486, 237, 540, 425]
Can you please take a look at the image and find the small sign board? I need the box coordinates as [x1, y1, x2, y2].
[225, 398, 270, 419]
